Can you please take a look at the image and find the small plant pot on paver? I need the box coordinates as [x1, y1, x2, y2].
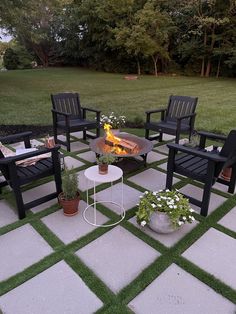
[59, 192, 80, 216]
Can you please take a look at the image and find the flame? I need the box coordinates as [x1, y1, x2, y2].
[103, 123, 127, 155]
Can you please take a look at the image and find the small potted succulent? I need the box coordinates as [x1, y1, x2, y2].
[136, 189, 195, 233]
[97, 154, 117, 174]
[58, 167, 80, 216]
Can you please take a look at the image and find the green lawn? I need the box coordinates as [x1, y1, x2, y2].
[0, 67, 235, 134]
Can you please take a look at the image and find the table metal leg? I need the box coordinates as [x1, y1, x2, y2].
[93, 180, 96, 225]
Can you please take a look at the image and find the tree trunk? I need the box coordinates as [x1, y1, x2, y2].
[136, 58, 141, 75]
[152, 55, 158, 77]
[201, 29, 207, 77]
[216, 57, 221, 78]
[205, 59, 211, 77]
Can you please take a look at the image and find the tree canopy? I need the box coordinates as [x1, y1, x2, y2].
[0, 0, 235, 76]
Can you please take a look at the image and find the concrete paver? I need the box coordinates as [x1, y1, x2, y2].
[76, 226, 160, 292]
[0, 261, 103, 314]
[0, 224, 52, 281]
[128, 264, 235, 314]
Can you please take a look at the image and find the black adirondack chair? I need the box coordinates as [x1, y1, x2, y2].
[51, 93, 101, 151]
[145, 95, 198, 143]
[166, 130, 236, 216]
[0, 132, 62, 219]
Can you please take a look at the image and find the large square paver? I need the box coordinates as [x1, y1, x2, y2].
[179, 184, 226, 215]
[92, 183, 141, 213]
[0, 224, 52, 281]
[154, 144, 169, 155]
[129, 217, 198, 248]
[128, 168, 179, 192]
[64, 156, 84, 169]
[0, 261, 103, 314]
[218, 206, 236, 232]
[70, 141, 89, 152]
[22, 181, 57, 204]
[76, 226, 159, 293]
[78, 151, 97, 163]
[182, 228, 236, 290]
[135, 151, 167, 164]
[42, 200, 109, 244]
[128, 264, 235, 314]
[9, 139, 43, 150]
[0, 200, 18, 227]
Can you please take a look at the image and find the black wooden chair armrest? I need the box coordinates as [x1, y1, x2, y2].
[0, 132, 32, 144]
[145, 108, 167, 115]
[198, 131, 227, 141]
[82, 107, 101, 114]
[167, 143, 227, 162]
[51, 109, 71, 117]
[176, 113, 196, 120]
[0, 145, 61, 165]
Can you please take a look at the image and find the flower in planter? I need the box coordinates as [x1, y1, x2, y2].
[136, 189, 195, 229]
[100, 112, 126, 129]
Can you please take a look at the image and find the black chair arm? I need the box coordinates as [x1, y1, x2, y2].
[81, 107, 101, 121]
[81, 107, 101, 114]
[176, 113, 196, 121]
[167, 143, 227, 162]
[0, 145, 61, 165]
[51, 109, 71, 117]
[0, 132, 32, 145]
[145, 108, 167, 123]
[198, 131, 227, 149]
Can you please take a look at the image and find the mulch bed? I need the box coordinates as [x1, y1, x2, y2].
[0, 125, 53, 139]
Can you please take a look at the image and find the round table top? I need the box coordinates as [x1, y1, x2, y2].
[84, 165, 123, 183]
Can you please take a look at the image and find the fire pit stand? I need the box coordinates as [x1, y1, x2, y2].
[90, 134, 153, 173]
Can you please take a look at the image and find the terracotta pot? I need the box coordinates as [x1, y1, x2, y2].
[220, 167, 232, 182]
[99, 164, 108, 175]
[58, 192, 80, 216]
[148, 211, 180, 234]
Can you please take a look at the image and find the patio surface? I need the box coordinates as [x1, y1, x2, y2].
[0, 131, 236, 314]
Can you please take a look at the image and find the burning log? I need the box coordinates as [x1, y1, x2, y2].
[105, 138, 138, 154]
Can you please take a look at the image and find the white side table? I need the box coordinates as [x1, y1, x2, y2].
[83, 165, 125, 227]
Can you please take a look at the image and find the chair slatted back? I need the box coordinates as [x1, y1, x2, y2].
[51, 93, 82, 119]
[166, 95, 198, 125]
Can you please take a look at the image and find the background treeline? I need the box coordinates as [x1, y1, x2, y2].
[0, 0, 235, 77]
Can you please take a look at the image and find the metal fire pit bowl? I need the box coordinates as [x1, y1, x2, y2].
[90, 134, 153, 172]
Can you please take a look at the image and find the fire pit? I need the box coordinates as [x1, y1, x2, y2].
[90, 128, 153, 171]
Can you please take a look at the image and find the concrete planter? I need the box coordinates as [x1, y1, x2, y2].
[148, 211, 179, 234]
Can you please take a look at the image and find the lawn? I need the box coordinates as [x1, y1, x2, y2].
[0, 67, 235, 134]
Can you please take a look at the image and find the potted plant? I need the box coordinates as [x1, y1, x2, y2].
[58, 167, 80, 216]
[136, 189, 195, 234]
[97, 154, 117, 175]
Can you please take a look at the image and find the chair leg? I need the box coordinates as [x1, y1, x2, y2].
[96, 127, 100, 138]
[175, 131, 180, 144]
[228, 165, 236, 193]
[159, 132, 163, 142]
[145, 128, 149, 140]
[53, 126, 58, 144]
[200, 184, 212, 217]
[166, 148, 175, 190]
[12, 185, 26, 219]
[83, 130, 86, 140]
[66, 131, 71, 152]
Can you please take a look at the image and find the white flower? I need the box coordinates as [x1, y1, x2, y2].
[189, 208, 195, 212]
[158, 189, 163, 192]
[157, 204, 162, 207]
[182, 216, 186, 221]
[151, 203, 156, 208]
[144, 191, 149, 195]
[141, 221, 146, 227]
[166, 189, 170, 192]
[153, 192, 157, 196]
[169, 205, 173, 208]
[173, 205, 177, 209]
[178, 221, 184, 226]
[190, 216, 195, 221]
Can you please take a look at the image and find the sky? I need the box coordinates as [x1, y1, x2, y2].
[0, 29, 12, 42]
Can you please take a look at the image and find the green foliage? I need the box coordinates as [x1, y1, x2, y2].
[97, 154, 117, 165]
[3, 45, 33, 70]
[61, 168, 78, 200]
[3, 48, 19, 70]
[136, 190, 195, 228]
